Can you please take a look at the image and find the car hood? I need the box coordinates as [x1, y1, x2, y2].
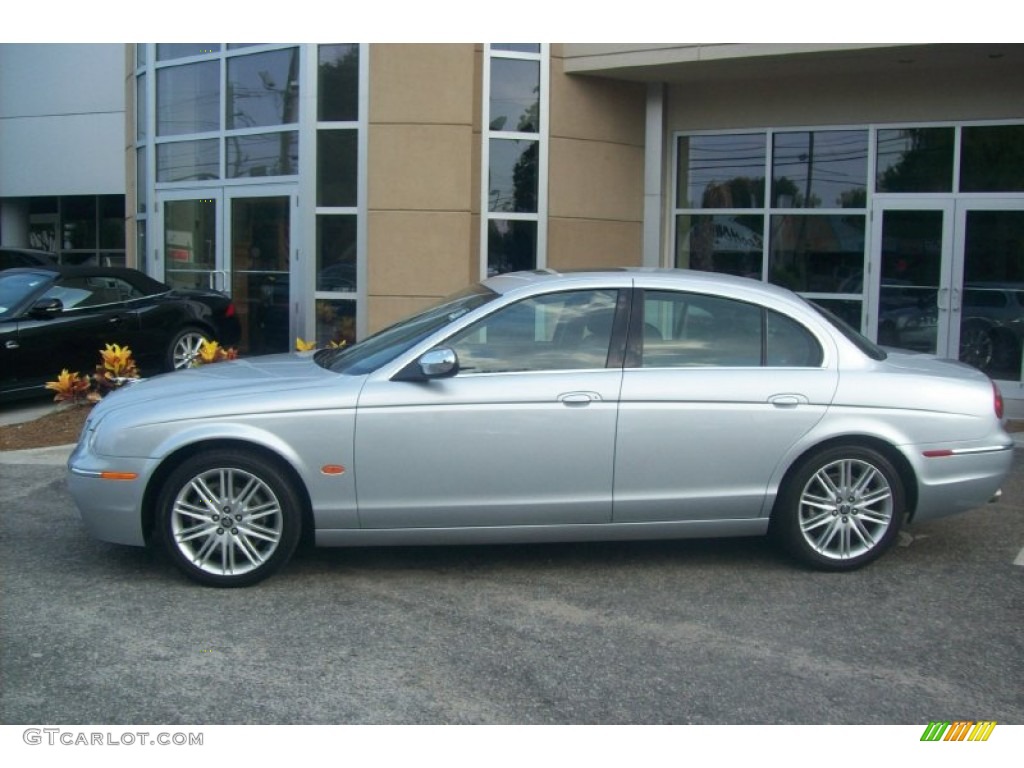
[88, 353, 362, 427]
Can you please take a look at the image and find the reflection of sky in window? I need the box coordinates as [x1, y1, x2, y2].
[772, 131, 868, 208]
[488, 139, 537, 212]
[489, 59, 539, 133]
[156, 61, 220, 136]
[679, 134, 766, 208]
[227, 49, 300, 129]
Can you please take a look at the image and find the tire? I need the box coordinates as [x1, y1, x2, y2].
[167, 326, 210, 371]
[156, 449, 302, 587]
[771, 445, 905, 571]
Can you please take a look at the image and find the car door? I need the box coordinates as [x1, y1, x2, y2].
[354, 288, 626, 529]
[613, 288, 839, 523]
[11, 276, 143, 391]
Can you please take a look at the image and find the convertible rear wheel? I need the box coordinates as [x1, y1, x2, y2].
[167, 327, 210, 370]
[157, 450, 302, 587]
[773, 446, 905, 570]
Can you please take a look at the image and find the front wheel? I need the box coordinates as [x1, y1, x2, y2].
[156, 449, 302, 587]
[772, 446, 905, 571]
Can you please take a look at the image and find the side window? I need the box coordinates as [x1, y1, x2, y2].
[446, 289, 619, 374]
[642, 291, 761, 367]
[42, 278, 99, 310]
[766, 310, 823, 367]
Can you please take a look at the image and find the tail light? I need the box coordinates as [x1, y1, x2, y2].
[225, 302, 236, 318]
[993, 380, 1004, 420]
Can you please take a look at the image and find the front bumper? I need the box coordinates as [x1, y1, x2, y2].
[67, 440, 157, 546]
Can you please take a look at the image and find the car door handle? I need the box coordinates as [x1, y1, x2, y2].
[108, 315, 124, 325]
[769, 394, 806, 408]
[559, 391, 601, 406]
[5, 340, 18, 350]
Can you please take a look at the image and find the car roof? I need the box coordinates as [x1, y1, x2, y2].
[0, 265, 170, 294]
[484, 267, 805, 304]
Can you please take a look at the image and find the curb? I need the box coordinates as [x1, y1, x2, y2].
[0, 444, 75, 466]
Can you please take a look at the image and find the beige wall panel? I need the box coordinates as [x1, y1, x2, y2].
[548, 218, 642, 270]
[368, 124, 474, 212]
[548, 137, 644, 222]
[665, 67, 1024, 131]
[369, 44, 477, 125]
[367, 295, 442, 335]
[368, 211, 474, 296]
[549, 59, 646, 146]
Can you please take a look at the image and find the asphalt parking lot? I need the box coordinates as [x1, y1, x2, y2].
[1, 431, 1022, 725]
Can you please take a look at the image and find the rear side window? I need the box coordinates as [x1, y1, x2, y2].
[640, 291, 823, 368]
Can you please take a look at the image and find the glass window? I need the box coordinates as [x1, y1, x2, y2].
[136, 73, 147, 142]
[157, 61, 220, 137]
[316, 215, 357, 292]
[318, 44, 360, 122]
[226, 48, 300, 129]
[447, 289, 620, 374]
[62, 197, 96, 250]
[875, 127, 954, 193]
[766, 310, 823, 367]
[492, 44, 540, 53]
[317, 130, 358, 207]
[676, 214, 763, 278]
[99, 196, 124, 250]
[489, 58, 539, 133]
[316, 299, 357, 348]
[226, 131, 298, 178]
[960, 125, 1024, 192]
[677, 134, 766, 209]
[156, 139, 219, 182]
[488, 219, 537, 276]
[772, 130, 868, 208]
[136, 147, 147, 214]
[157, 44, 219, 61]
[768, 214, 866, 293]
[488, 139, 538, 213]
[641, 291, 762, 368]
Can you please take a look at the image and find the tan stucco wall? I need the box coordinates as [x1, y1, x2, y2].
[547, 48, 646, 269]
[366, 44, 481, 333]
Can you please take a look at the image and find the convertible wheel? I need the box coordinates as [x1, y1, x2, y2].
[157, 450, 302, 587]
[772, 446, 905, 571]
[168, 327, 210, 370]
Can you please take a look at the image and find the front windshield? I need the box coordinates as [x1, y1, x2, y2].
[0, 272, 50, 319]
[316, 283, 498, 375]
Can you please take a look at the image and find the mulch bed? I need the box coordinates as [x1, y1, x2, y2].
[0, 405, 91, 452]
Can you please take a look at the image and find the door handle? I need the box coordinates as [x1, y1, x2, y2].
[559, 391, 600, 406]
[769, 394, 806, 408]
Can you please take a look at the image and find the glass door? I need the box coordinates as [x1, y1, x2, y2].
[159, 192, 225, 292]
[869, 200, 955, 356]
[226, 189, 297, 356]
[955, 201, 1024, 382]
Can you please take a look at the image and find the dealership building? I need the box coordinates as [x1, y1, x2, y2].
[1, 43, 1023, 406]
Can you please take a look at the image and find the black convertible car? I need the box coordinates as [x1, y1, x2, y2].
[0, 265, 240, 401]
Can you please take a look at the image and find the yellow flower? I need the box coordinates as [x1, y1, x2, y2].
[45, 369, 91, 403]
[198, 339, 223, 364]
[99, 343, 139, 379]
[295, 337, 316, 351]
[328, 340, 348, 349]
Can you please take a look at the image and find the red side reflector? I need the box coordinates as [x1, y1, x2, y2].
[923, 450, 954, 458]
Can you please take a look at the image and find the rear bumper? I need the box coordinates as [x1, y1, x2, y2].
[911, 442, 1014, 523]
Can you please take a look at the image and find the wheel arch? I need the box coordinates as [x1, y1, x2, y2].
[770, 435, 919, 523]
[141, 438, 315, 547]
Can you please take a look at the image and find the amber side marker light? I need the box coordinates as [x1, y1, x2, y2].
[321, 465, 346, 476]
[99, 471, 139, 481]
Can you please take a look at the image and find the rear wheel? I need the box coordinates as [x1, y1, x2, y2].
[772, 445, 905, 570]
[156, 449, 302, 587]
[167, 326, 210, 370]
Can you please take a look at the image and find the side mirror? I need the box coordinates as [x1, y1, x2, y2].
[29, 298, 64, 318]
[393, 347, 459, 382]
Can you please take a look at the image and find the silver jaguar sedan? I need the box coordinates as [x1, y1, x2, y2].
[67, 269, 1014, 587]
